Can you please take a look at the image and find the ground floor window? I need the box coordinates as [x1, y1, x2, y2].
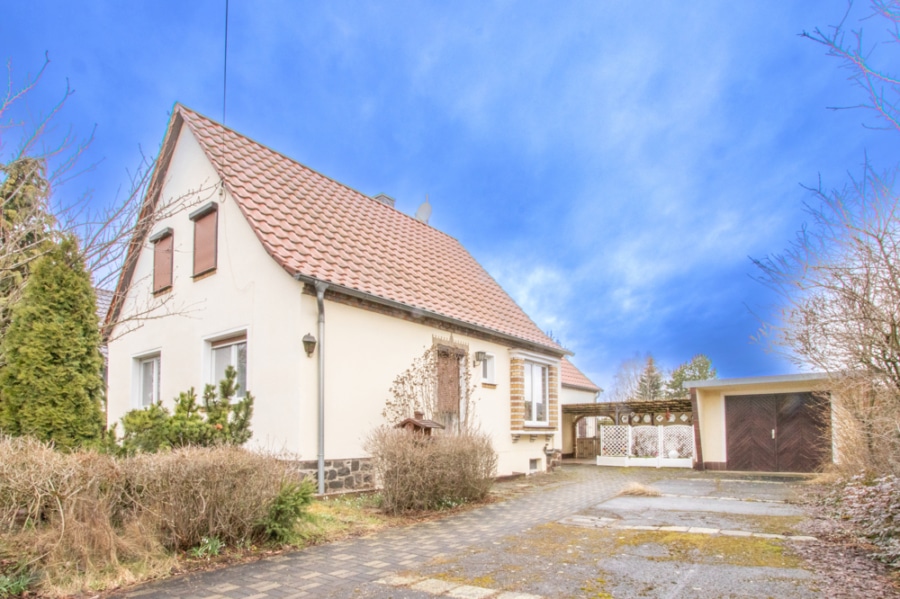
[524, 362, 548, 425]
[211, 335, 247, 396]
[137, 354, 160, 408]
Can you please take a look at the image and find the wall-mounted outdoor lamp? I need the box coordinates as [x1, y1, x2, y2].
[473, 351, 487, 366]
[302, 333, 317, 357]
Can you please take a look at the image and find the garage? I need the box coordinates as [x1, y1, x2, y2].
[688, 374, 834, 473]
[724, 392, 831, 472]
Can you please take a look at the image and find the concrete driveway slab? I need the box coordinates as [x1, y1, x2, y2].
[650, 477, 809, 502]
[108, 467, 836, 599]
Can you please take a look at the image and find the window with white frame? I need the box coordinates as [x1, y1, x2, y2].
[137, 354, 160, 408]
[481, 353, 495, 384]
[524, 361, 549, 425]
[210, 335, 247, 396]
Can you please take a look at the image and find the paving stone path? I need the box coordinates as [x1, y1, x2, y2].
[115, 467, 659, 599]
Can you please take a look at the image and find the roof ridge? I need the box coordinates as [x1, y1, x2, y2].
[174, 104, 461, 244]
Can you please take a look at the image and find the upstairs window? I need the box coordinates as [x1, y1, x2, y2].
[190, 202, 218, 277]
[149, 227, 173, 293]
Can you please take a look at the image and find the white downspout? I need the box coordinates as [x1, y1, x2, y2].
[315, 281, 328, 494]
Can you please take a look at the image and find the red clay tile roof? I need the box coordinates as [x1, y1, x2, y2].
[175, 105, 562, 353]
[560, 357, 600, 392]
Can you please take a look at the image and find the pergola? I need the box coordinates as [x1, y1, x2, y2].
[563, 398, 693, 423]
[562, 398, 695, 460]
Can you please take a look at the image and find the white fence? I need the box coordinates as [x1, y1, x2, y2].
[594, 424, 694, 469]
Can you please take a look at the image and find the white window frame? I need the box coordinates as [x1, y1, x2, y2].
[481, 352, 496, 385]
[205, 330, 249, 398]
[132, 352, 161, 409]
[524, 361, 549, 426]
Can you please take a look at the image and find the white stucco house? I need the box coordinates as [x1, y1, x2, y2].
[106, 104, 577, 491]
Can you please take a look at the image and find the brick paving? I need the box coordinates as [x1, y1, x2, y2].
[113, 466, 658, 599]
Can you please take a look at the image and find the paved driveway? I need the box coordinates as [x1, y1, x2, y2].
[113, 467, 826, 599]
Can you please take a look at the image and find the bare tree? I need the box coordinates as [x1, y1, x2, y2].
[755, 164, 900, 388]
[606, 354, 647, 403]
[0, 55, 216, 343]
[802, 0, 900, 133]
[382, 345, 479, 432]
[755, 1, 900, 473]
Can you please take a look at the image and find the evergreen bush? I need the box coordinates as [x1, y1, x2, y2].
[0, 236, 104, 450]
[119, 365, 254, 453]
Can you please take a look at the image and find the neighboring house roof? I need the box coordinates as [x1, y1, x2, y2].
[109, 104, 563, 354]
[95, 288, 114, 325]
[95, 288, 114, 359]
[560, 357, 601, 393]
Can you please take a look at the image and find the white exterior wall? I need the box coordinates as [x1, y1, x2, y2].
[107, 126, 560, 475]
[106, 128, 317, 454]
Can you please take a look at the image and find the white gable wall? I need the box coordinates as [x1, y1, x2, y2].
[107, 125, 561, 475]
[107, 126, 317, 454]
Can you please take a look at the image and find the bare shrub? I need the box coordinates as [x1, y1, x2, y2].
[829, 377, 900, 477]
[0, 436, 310, 596]
[126, 446, 292, 550]
[0, 437, 169, 596]
[365, 426, 497, 514]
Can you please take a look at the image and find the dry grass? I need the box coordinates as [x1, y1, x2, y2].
[617, 482, 661, 497]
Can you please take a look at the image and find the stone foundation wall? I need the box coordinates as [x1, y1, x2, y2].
[291, 458, 374, 493]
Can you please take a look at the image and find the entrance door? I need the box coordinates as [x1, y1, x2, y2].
[725, 393, 830, 472]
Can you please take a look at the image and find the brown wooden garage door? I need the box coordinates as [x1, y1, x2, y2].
[725, 393, 831, 472]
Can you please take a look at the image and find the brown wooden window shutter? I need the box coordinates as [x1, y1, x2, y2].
[149, 227, 173, 293]
[436, 347, 463, 414]
[190, 202, 218, 277]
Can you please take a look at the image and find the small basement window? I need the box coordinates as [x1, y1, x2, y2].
[529, 458, 540, 473]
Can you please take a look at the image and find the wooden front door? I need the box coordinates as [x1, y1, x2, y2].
[725, 393, 830, 472]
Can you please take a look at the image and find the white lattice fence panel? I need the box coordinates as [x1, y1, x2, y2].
[632, 427, 658, 457]
[599, 425, 628, 456]
[662, 425, 694, 459]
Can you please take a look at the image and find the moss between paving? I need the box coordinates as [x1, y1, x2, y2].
[410, 520, 809, 598]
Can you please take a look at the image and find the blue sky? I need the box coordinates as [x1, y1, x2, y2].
[2, 2, 896, 391]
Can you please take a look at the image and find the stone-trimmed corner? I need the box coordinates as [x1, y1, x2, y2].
[509, 353, 560, 434]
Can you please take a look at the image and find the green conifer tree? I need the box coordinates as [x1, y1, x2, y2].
[0, 157, 56, 339]
[0, 235, 104, 449]
[635, 356, 663, 402]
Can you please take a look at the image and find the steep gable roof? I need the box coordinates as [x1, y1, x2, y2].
[560, 357, 600, 393]
[111, 104, 563, 354]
